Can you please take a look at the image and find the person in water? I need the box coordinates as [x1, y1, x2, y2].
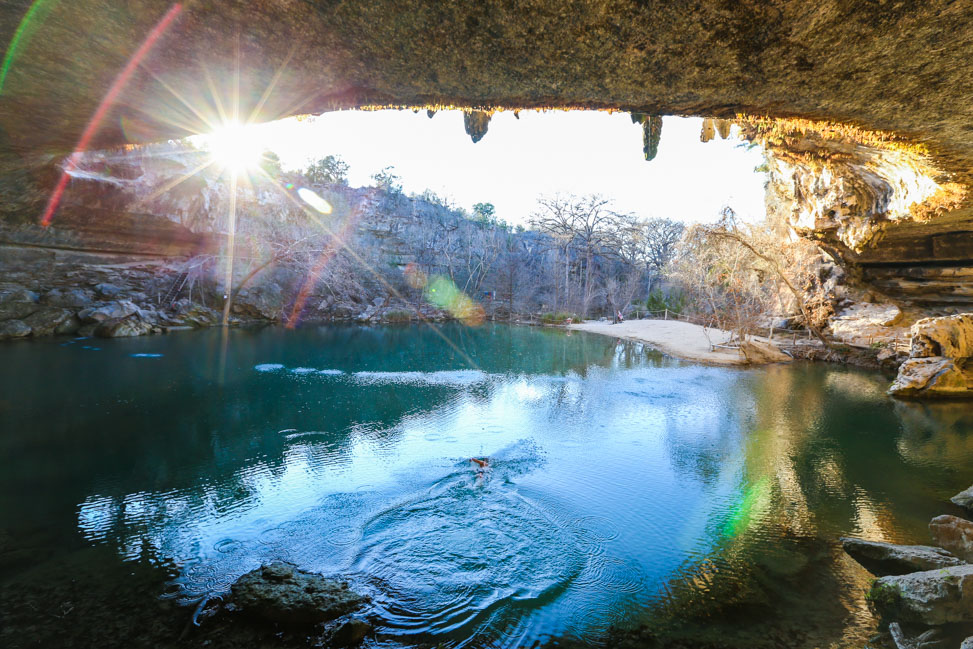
[470, 457, 489, 484]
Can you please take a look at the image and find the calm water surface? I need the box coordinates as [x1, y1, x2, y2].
[2, 323, 972, 648]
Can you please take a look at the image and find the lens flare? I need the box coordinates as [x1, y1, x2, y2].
[1, 0, 60, 95]
[425, 275, 485, 325]
[39, 3, 183, 227]
[297, 187, 333, 214]
[206, 120, 264, 173]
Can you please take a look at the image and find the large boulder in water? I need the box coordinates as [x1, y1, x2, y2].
[229, 562, 367, 626]
[890, 314, 973, 398]
[840, 537, 965, 576]
[888, 357, 973, 398]
[930, 515, 973, 563]
[869, 564, 973, 625]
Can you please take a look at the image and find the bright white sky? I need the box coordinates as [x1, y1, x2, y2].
[236, 110, 767, 226]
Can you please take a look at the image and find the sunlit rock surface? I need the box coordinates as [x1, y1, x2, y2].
[929, 515, 973, 564]
[840, 537, 964, 577]
[889, 314, 973, 398]
[869, 565, 973, 626]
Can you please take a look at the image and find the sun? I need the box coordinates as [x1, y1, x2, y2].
[205, 120, 265, 173]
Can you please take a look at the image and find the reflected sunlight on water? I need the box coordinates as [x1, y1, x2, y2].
[2, 324, 973, 648]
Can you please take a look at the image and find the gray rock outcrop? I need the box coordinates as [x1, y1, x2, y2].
[929, 515, 973, 563]
[869, 564, 973, 625]
[840, 537, 964, 576]
[951, 485, 973, 513]
[229, 562, 366, 626]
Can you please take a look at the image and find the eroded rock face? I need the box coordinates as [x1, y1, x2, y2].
[869, 564, 973, 625]
[889, 314, 973, 398]
[840, 537, 965, 576]
[929, 515, 973, 563]
[911, 314, 973, 359]
[888, 358, 973, 398]
[229, 562, 367, 626]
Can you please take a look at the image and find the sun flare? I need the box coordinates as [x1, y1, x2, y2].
[205, 120, 264, 173]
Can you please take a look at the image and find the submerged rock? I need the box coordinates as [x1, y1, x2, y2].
[841, 537, 965, 576]
[229, 562, 366, 626]
[951, 486, 973, 513]
[929, 515, 973, 562]
[869, 564, 973, 625]
[329, 617, 372, 646]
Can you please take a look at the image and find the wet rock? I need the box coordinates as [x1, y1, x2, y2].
[869, 564, 973, 625]
[95, 316, 153, 338]
[0, 289, 40, 321]
[911, 314, 973, 359]
[888, 358, 973, 398]
[929, 515, 973, 562]
[229, 561, 366, 626]
[841, 537, 965, 576]
[0, 319, 31, 340]
[738, 340, 792, 364]
[329, 617, 372, 646]
[23, 308, 76, 336]
[79, 300, 139, 324]
[950, 485, 973, 513]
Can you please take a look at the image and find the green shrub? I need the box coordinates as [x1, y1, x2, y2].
[645, 289, 687, 314]
[383, 310, 413, 323]
[540, 312, 582, 325]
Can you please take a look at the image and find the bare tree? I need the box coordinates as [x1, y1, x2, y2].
[619, 216, 685, 294]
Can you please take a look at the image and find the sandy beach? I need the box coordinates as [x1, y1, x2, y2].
[568, 319, 772, 366]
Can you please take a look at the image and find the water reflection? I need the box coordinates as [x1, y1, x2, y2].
[1, 326, 972, 649]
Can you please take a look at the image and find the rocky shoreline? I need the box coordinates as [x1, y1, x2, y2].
[842, 485, 973, 648]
